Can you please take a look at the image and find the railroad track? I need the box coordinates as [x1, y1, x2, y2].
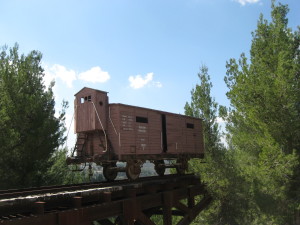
[0, 174, 212, 225]
[0, 174, 193, 200]
[0, 174, 204, 220]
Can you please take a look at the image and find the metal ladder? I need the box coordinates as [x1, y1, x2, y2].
[72, 133, 88, 157]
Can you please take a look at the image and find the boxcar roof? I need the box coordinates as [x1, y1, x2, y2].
[74, 87, 202, 121]
[74, 87, 108, 96]
[109, 103, 202, 121]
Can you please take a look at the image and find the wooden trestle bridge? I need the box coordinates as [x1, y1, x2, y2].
[0, 174, 212, 225]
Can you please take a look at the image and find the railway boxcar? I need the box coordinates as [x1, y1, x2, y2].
[67, 87, 204, 180]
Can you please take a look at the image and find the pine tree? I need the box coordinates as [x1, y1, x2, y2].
[225, 1, 300, 223]
[185, 65, 220, 153]
[0, 44, 67, 189]
[185, 66, 245, 224]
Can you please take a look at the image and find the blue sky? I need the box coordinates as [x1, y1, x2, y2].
[1, 0, 299, 148]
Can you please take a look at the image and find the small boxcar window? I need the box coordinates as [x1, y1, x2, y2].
[186, 123, 194, 129]
[87, 96, 91, 101]
[80, 97, 85, 104]
[136, 116, 148, 123]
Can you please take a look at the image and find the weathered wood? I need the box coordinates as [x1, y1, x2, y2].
[0, 175, 211, 225]
[71, 87, 204, 166]
[34, 202, 45, 215]
[73, 196, 82, 208]
[137, 211, 156, 225]
[123, 189, 137, 225]
[163, 191, 173, 225]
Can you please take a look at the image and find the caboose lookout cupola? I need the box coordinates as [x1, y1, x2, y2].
[74, 87, 108, 133]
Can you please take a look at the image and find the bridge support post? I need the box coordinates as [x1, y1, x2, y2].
[0, 175, 211, 225]
[34, 202, 45, 215]
[123, 189, 137, 225]
[163, 191, 173, 225]
[73, 196, 82, 208]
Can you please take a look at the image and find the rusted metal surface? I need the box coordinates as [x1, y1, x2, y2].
[0, 174, 211, 225]
[69, 87, 205, 180]
[108, 104, 204, 156]
[71, 87, 204, 161]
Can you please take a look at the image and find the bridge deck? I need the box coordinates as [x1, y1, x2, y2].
[0, 174, 212, 225]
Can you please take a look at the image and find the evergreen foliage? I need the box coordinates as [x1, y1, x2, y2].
[0, 1, 299, 223]
[185, 2, 299, 224]
[224, 1, 299, 223]
[44, 148, 85, 185]
[185, 66, 241, 224]
[0, 44, 67, 189]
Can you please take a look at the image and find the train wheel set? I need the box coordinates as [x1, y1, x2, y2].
[96, 158, 189, 181]
[67, 87, 204, 181]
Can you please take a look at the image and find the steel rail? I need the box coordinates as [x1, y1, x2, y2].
[0, 174, 210, 225]
[0, 174, 194, 200]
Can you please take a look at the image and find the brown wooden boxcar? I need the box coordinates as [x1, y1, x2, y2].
[67, 87, 204, 180]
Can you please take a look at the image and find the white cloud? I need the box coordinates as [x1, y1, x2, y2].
[129, 73, 153, 89]
[44, 64, 76, 88]
[128, 72, 162, 89]
[215, 117, 228, 147]
[235, 0, 260, 6]
[220, 135, 228, 148]
[153, 81, 163, 88]
[43, 69, 55, 88]
[78, 66, 110, 83]
[44, 64, 110, 88]
[216, 117, 226, 124]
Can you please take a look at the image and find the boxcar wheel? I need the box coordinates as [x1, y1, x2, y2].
[103, 163, 118, 181]
[126, 161, 141, 180]
[154, 160, 165, 176]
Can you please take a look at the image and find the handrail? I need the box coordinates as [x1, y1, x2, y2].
[66, 105, 76, 156]
[91, 101, 108, 152]
[109, 106, 121, 147]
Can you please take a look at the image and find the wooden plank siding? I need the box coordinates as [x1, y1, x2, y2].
[107, 104, 204, 158]
[74, 87, 204, 162]
[75, 88, 108, 133]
